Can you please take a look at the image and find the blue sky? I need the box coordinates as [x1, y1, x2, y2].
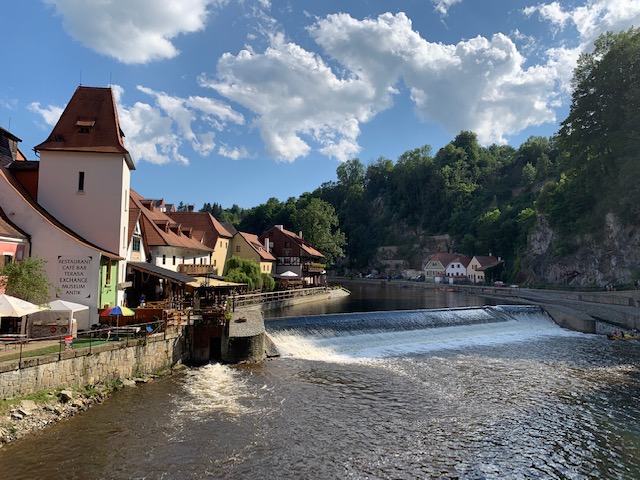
[2, 0, 639, 209]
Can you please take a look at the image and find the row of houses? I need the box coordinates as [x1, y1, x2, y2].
[0, 86, 325, 330]
[424, 252, 503, 284]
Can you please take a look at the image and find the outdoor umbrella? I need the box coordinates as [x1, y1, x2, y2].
[279, 271, 298, 277]
[0, 294, 44, 317]
[100, 305, 136, 334]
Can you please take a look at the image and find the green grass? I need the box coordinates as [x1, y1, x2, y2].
[0, 338, 112, 362]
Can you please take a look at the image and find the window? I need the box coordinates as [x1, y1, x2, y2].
[132, 237, 141, 252]
[172, 256, 176, 265]
[284, 241, 291, 248]
[105, 261, 111, 285]
[78, 172, 85, 192]
[236, 246, 241, 252]
[162, 255, 166, 265]
[3, 255, 12, 266]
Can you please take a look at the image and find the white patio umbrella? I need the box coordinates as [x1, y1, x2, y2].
[279, 271, 299, 277]
[0, 294, 44, 317]
[0, 294, 44, 335]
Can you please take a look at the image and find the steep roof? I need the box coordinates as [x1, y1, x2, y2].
[34, 86, 134, 170]
[449, 255, 472, 268]
[428, 252, 459, 266]
[264, 225, 324, 258]
[472, 255, 503, 270]
[238, 231, 276, 262]
[0, 207, 29, 240]
[167, 211, 233, 250]
[129, 190, 212, 253]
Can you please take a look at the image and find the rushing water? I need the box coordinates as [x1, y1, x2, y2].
[2, 285, 640, 479]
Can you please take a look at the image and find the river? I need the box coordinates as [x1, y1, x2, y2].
[1, 283, 639, 479]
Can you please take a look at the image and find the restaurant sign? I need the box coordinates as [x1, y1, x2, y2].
[57, 255, 95, 299]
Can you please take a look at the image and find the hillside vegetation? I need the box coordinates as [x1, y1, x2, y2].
[196, 28, 640, 287]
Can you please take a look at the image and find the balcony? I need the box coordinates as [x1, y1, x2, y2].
[302, 262, 326, 274]
[178, 264, 218, 276]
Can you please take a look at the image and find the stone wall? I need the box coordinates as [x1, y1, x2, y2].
[0, 334, 186, 400]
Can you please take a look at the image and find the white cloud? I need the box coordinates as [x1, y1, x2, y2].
[28, 102, 64, 126]
[311, 12, 564, 145]
[43, 0, 224, 64]
[200, 11, 570, 156]
[433, 0, 463, 17]
[525, 0, 640, 47]
[218, 144, 249, 160]
[201, 31, 375, 161]
[28, 84, 242, 166]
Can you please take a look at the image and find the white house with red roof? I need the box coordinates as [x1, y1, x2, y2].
[445, 255, 472, 280]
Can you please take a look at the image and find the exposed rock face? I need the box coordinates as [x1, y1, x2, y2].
[520, 213, 640, 287]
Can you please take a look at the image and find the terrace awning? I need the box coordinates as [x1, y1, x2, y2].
[127, 262, 196, 284]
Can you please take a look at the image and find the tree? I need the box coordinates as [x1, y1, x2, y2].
[0, 257, 53, 304]
[224, 256, 264, 291]
[559, 27, 640, 224]
[291, 198, 346, 266]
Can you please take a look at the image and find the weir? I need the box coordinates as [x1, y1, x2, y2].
[266, 305, 580, 361]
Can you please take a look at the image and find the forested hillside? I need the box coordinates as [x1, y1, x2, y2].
[196, 28, 640, 287]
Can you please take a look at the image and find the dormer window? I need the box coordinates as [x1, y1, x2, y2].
[76, 119, 95, 134]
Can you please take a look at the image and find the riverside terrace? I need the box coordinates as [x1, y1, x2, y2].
[1, 286, 344, 369]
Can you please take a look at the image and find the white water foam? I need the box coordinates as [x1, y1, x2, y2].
[177, 363, 258, 417]
[269, 309, 583, 363]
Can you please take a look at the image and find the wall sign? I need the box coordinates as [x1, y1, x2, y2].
[57, 255, 94, 299]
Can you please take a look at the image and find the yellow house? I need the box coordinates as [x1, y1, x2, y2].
[167, 210, 233, 276]
[230, 231, 276, 274]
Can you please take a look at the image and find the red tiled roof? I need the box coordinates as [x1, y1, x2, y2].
[34, 86, 134, 170]
[428, 252, 459, 265]
[450, 255, 472, 268]
[130, 190, 212, 252]
[167, 211, 233, 250]
[238, 231, 276, 262]
[264, 225, 324, 258]
[473, 255, 503, 270]
[0, 207, 28, 240]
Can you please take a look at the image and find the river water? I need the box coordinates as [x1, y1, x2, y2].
[2, 283, 640, 479]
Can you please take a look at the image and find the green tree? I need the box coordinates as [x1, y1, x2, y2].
[0, 257, 53, 304]
[559, 27, 640, 224]
[291, 198, 346, 266]
[224, 256, 264, 291]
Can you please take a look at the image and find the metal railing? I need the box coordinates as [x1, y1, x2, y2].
[0, 319, 175, 370]
[230, 286, 330, 310]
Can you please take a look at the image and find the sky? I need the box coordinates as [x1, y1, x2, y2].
[2, 0, 640, 210]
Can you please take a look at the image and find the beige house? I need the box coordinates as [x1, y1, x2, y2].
[167, 209, 233, 276]
[467, 255, 503, 284]
[230, 231, 276, 274]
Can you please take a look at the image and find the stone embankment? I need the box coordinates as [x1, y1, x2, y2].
[0, 378, 161, 446]
[461, 285, 640, 333]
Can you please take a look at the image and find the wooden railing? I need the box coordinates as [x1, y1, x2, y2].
[178, 264, 218, 276]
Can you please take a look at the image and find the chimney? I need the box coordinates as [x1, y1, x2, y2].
[188, 205, 194, 212]
[299, 231, 303, 239]
[264, 237, 270, 253]
[276, 225, 284, 231]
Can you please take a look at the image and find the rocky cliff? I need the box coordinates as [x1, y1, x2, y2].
[520, 213, 640, 287]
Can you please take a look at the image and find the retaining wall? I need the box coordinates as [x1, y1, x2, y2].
[0, 334, 186, 400]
